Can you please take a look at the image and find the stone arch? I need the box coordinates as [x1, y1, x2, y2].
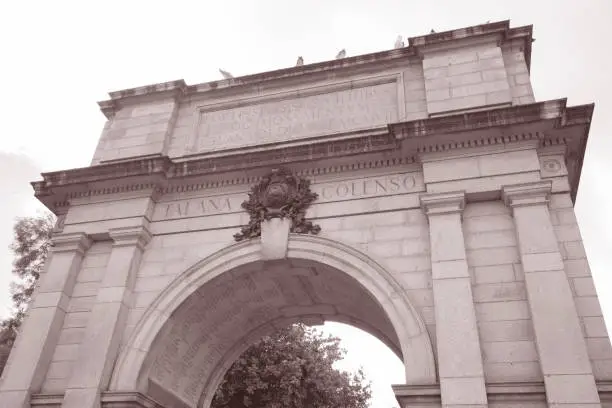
[110, 234, 436, 407]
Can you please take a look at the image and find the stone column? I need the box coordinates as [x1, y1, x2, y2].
[420, 192, 488, 408]
[502, 181, 601, 406]
[62, 226, 151, 408]
[0, 232, 91, 408]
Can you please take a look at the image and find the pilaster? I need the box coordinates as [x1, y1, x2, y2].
[61, 226, 151, 408]
[420, 191, 488, 408]
[502, 181, 601, 406]
[0, 233, 92, 408]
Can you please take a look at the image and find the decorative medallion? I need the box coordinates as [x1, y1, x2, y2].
[541, 158, 562, 173]
[233, 168, 321, 241]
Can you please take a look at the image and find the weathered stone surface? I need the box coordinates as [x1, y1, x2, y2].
[189, 82, 399, 154]
[2, 19, 608, 408]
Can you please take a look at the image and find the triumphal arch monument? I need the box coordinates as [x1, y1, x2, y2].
[1, 20, 611, 407]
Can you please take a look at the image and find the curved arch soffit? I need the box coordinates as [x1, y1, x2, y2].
[110, 234, 437, 394]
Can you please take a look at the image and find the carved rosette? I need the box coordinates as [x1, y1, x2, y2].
[233, 168, 321, 241]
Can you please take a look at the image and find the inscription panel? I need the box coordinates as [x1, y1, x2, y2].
[153, 172, 422, 221]
[188, 80, 399, 154]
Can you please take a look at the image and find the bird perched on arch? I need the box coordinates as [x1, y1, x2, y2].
[394, 35, 405, 49]
[430, 29, 436, 34]
[296, 56, 304, 66]
[335, 49, 346, 59]
[219, 69, 233, 79]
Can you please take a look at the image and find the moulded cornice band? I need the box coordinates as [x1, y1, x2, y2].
[501, 180, 553, 208]
[109, 225, 153, 250]
[50, 232, 92, 255]
[420, 191, 466, 216]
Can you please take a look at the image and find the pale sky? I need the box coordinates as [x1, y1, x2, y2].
[1, 1, 611, 407]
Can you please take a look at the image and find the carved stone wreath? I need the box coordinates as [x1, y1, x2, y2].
[233, 168, 321, 241]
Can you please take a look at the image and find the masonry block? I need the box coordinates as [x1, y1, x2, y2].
[423, 45, 512, 114]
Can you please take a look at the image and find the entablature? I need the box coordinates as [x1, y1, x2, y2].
[32, 99, 592, 214]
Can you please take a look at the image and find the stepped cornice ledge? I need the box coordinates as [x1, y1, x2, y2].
[32, 99, 592, 213]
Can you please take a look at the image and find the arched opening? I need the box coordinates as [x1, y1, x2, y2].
[110, 235, 435, 407]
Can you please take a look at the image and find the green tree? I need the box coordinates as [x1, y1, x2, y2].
[211, 324, 371, 408]
[0, 213, 54, 371]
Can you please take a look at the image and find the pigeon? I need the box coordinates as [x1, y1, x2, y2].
[219, 69, 233, 79]
[430, 29, 436, 34]
[296, 56, 304, 66]
[335, 49, 346, 59]
[394, 35, 405, 49]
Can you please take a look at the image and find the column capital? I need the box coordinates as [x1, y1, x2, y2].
[420, 191, 466, 216]
[50, 232, 92, 255]
[502, 181, 552, 208]
[109, 225, 152, 250]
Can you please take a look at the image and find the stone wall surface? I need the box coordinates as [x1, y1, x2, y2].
[423, 44, 512, 115]
[30, 151, 610, 407]
[551, 193, 612, 381]
[2, 20, 609, 408]
[92, 97, 179, 165]
[40, 242, 111, 392]
[91, 40, 533, 165]
[464, 202, 542, 383]
[502, 40, 536, 105]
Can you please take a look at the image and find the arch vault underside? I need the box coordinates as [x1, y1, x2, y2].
[111, 235, 436, 408]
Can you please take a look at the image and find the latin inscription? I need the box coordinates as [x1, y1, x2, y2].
[190, 82, 398, 153]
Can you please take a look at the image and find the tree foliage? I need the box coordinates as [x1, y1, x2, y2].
[9, 213, 54, 315]
[0, 213, 54, 370]
[211, 324, 371, 408]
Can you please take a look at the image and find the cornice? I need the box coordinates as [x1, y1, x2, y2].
[50, 232, 92, 255]
[420, 191, 466, 216]
[32, 99, 592, 214]
[109, 225, 153, 250]
[99, 80, 187, 119]
[31, 132, 401, 210]
[502, 180, 553, 208]
[390, 99, 567, 143]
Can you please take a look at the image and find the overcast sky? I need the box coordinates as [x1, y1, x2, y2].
[1, 1, 611, 407]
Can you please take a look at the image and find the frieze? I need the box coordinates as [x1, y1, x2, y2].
[153, 171, 423, 221]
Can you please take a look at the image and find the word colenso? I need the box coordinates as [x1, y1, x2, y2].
[316, 174, 417, 201]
